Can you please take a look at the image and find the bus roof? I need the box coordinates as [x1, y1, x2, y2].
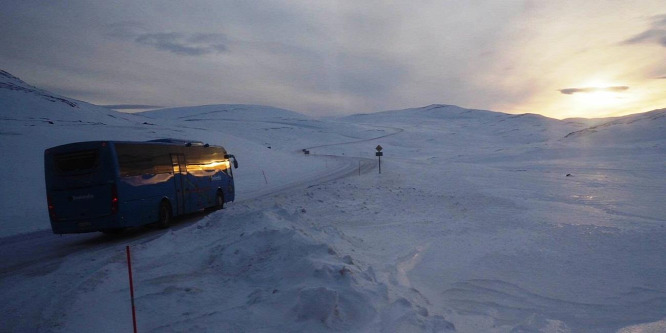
[45, 139, 225, 152]
[146, 138, 206, 146]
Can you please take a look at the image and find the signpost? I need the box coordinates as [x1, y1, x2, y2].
[375, 145, 383, 174]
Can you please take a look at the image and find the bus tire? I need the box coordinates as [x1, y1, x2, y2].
[157, 200, 172, 229]
[214, 191, 225, 211]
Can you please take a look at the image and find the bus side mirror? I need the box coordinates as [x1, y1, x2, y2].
[225, 155, 239, 169]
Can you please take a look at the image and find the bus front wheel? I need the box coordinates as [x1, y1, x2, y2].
[157, 201, 172, 229]
[214, 192, 225, 211]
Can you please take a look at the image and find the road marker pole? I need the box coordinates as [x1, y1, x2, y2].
[126, 246, 138, 333]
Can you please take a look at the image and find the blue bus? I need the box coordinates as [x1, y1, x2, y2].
[44, 139, 238, 234]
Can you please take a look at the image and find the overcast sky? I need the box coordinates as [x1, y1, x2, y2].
[2, 1, 665, 118]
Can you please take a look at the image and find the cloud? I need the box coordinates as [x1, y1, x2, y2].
[624, 30, 666, 47]
[623, 14, 666, 47]
[559, 86, 629, 95]
[134, 32, 228, 56]
[104, 22, 229, 56]
[5, 2, 663, 118]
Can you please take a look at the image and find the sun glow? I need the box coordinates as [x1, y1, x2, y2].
[550, 78, 644, 118]
[571, 88, 626, 108]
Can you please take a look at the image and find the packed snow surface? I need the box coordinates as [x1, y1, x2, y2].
[1, 71, 665, 332]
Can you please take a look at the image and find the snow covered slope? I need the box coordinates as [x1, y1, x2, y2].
[342, 104, 597, 145]
[562, 108, 666, 146]
[1, 71, 665, 332]
[139, 104, 392, 152]
[0, 70, 143, 125]
[141, 104, 310, 122]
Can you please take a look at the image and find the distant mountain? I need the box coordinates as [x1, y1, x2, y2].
[341, 104, 665, 146]
[139, 103, 390, 151]
[140, 104, 310, 121]
[341, 104, 590, 145]
[2, 69, 662, 148]
[345, 104, 504, 121]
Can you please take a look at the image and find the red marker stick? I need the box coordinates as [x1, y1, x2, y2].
[126, 245, 138, 333]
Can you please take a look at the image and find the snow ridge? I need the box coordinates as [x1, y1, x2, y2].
[0, 69, 78, 108]
[124, 203, 455, 332]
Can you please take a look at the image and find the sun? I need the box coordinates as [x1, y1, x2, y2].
[558, 79, 635, 116]
[573, 89, 624, 108]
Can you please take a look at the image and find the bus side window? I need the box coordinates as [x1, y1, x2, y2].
[117, 144, 172, 177]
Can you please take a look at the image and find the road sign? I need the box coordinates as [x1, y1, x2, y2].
[375, 145, 383, 174]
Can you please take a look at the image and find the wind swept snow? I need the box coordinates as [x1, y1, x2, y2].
[1, 72, 665, 332]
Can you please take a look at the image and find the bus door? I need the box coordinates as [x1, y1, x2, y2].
[171, 154, 187, 215]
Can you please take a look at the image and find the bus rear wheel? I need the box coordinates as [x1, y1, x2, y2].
[214, 192, 225, 211]
[156, 201, 172, 229]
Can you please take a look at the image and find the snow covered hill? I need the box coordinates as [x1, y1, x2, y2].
[342, 104, 600, 146]
[563, 108, 666, 146]
[1, 71, 665, 332]
[0, 69, 142, 125]
[139, 104, 393, 153]
[141, 104, 310, 122]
